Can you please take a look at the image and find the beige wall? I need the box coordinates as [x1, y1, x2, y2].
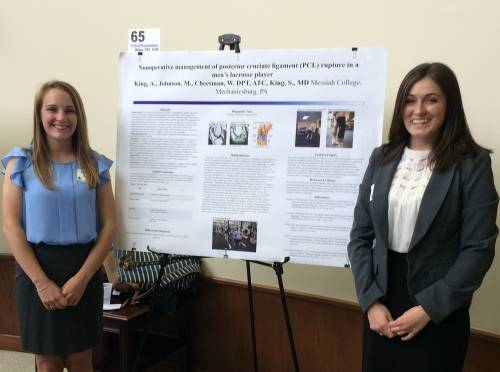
[1, 0, 499, 333]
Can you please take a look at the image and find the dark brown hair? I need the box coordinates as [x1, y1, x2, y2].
[381, 62, 487, 171]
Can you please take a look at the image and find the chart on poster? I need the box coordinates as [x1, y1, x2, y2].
[116, 48, 386, 267]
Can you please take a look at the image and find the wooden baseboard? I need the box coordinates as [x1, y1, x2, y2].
[0, 334, 22, 352]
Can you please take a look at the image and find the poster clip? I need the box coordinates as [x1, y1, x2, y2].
[218, 33, 241, 53]
[351, 47, 358, 58]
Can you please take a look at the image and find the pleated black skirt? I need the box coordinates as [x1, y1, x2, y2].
[15, 242, 103, 355]
[362, 250, 470, 372]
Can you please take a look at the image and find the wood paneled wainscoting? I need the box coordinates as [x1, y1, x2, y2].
[1, 254, 499, 372]
[188, 278, 500, 372]
[0, 255, 22, 351]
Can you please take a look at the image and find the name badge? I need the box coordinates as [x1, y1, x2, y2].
[76, 169, 87, 183]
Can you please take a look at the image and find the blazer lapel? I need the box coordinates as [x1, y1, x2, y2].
[409, 164, 456, 250]
[372, 155, 400, 248]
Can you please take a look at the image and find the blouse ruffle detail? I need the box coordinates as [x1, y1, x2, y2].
[1, 147, 32, 189]
[94, 152, 113, 185]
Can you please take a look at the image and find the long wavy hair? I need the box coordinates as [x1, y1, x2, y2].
[32, 80, 99, 188]
[381, 63, 487, 171]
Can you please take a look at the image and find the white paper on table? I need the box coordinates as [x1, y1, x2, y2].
[103, 304, 122, 311]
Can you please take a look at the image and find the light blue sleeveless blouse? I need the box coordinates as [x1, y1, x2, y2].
[1, 146, 113, 245]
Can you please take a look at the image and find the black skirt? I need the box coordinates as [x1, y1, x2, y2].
[362, 250, 470, 372]
[15, 242, 103, 355]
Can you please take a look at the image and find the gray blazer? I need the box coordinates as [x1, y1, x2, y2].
[348, 147, 498, 323]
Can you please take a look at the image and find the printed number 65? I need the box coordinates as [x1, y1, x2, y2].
[131, 31, 145, 42]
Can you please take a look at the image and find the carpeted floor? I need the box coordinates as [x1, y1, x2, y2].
[0, 350, 179, 371]
[0, 350, 35, 372]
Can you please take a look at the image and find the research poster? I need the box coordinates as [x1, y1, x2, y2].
[116, 48, 386, 267]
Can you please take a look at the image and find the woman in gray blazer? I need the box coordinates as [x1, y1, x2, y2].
[348, 63, 498, 372]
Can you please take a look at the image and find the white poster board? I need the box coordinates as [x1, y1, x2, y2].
[116, 48, 386, 267]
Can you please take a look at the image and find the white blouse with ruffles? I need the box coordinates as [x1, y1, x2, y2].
[388, 147, 433, 253]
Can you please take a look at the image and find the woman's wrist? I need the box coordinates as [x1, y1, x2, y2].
[34, 278, 53, 293]
[74, 268, 93, 285]
[368, 300, 382, 311]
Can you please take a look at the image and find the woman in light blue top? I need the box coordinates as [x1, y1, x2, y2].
[2, 80, 117, 372]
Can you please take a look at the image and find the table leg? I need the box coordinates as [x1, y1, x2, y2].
[119, 322, 130, 372]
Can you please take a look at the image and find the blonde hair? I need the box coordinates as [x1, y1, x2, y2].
[32, 80, 99, 188]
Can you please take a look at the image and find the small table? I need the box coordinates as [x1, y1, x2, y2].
[102, 304, 150, 372]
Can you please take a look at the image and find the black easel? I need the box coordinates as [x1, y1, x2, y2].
[246, 258, 300, 372]
[218, 33, 300, 372]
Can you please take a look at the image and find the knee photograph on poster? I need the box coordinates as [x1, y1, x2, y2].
[326, 110, 355, 149]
